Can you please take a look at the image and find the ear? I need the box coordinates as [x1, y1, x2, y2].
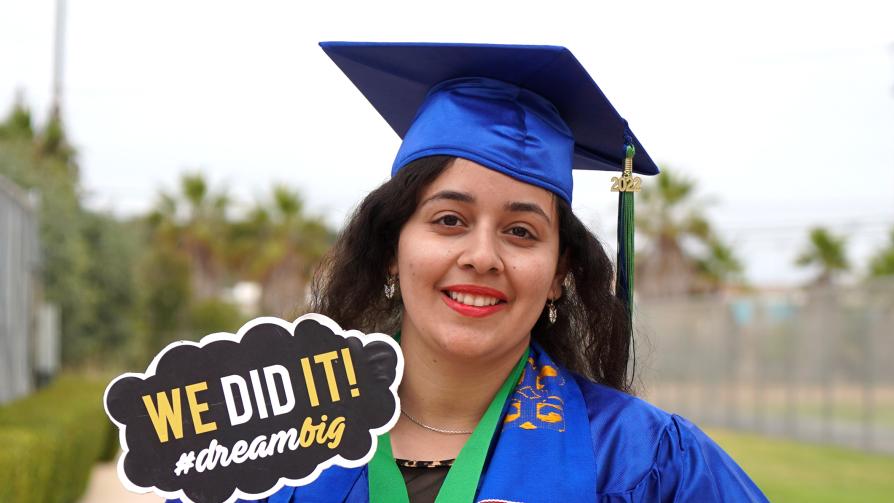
[549, 252, 569, 300]
[388, 259, 398, 276]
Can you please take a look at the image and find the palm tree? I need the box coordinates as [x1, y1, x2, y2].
[868, 228, 894, 277]
[0, 100, 34, 139]
[635, 168, 742, 296]
[795, 227, 849, 286]
[234, 186, 333, 317]
[695, 236, 745, 293]
[148, 173, 230, 300]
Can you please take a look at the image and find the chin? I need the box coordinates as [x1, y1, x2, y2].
[438, 339, 491, 360]
[432, 327, 523, 362]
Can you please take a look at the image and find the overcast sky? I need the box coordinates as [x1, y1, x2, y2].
[2, 0, 893, 286]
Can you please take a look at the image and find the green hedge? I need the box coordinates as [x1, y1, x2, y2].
[0, 375, 117, 503]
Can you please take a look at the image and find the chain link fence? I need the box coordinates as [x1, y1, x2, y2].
[636, 279, 894, 454]
[0, 174, 40, 405]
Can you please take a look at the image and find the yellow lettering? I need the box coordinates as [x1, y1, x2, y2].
[316, 415, 329, 444]
[300, 357, 319, 407]
[295, 415, 347, 450]
[341, 348, 360, 397]
[185, 381, 218, 435]
[141, 388, 184, 443]
[313, 351, 341, 402]
[298, 417, 316, 447]
[327, 417, 345, 449]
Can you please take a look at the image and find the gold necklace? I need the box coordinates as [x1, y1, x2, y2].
[400, 409, 473, 435]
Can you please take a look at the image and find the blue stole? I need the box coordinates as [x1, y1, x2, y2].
[475, 342, 597, 501]
[279, 342, 597, 502]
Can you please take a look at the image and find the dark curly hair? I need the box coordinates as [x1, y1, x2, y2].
[309, 156, 633, 392]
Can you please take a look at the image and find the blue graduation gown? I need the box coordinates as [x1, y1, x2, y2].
[170, 344, 767, 502]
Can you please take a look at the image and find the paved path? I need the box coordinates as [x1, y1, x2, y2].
[79, 461, 161, 503]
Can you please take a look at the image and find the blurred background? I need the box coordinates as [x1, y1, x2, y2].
[1, 0, 892, 501]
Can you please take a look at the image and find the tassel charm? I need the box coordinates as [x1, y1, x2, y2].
[610, 145, 642, 193]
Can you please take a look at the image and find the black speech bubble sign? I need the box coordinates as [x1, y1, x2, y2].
[103, 313, 403, 503]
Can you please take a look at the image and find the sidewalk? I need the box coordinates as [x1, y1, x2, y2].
[79, 461, 161, 503]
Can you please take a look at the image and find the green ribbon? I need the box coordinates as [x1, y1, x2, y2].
[369, 347, 529, 502]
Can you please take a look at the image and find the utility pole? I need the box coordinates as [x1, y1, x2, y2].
[890, 42, 894, 97]
[51, 0, 66, 118]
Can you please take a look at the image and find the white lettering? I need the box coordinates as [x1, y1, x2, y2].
[195, 439, 218, 472]
[221, 375, 253, 426]
[247, 435, 268, 459]
[266, 429, 297, 457]
[264, 365, 296, 416]
[230, 439, 249, 464]
[172, 416, 347, 476]
[249, 369, 268, 419]
[215, 442, 231, 467]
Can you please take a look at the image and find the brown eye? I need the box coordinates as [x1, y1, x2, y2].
[438, 215, 461, 226]
[509, 226, 533, 239]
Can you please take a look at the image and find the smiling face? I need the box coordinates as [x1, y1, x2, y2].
[393, 158, 565, 363]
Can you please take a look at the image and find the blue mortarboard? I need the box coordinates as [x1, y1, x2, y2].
[320, 41, 658, 321]
[319, 41, 658, 204]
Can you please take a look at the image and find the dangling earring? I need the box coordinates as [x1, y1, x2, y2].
[548, 298, 557, 324]
[384, 275, 397, 300]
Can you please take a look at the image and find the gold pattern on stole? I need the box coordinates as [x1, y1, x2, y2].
[503, 357, 565, 432]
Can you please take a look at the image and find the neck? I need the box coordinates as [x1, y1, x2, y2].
[397, 329, 528, 431]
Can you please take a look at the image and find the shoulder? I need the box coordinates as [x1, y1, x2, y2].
[572, 374, 673, 443]
[571, 374, 768, 501]
[570, 374, 674, 490]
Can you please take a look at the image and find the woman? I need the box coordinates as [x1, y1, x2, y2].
[177, 42, 767, 502]
[305, 42, 765, 503]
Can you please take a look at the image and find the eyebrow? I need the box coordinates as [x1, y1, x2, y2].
[421, 190, 475, 206]
[505, 201, 551, 225]
[421, 190, 551, 224]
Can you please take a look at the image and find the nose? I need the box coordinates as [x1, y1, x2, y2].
[457, 226, 504, 274]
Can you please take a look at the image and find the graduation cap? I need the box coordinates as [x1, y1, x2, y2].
[320, 41, 658, 324]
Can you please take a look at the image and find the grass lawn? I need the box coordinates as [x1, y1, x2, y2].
[706, 428, 894, 502]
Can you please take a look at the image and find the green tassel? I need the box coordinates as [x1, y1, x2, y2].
[617, 191, 634, 318]
[615, 144, 636, 324]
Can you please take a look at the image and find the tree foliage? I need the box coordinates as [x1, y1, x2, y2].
[1, 101, 335, 368]
[635, 168, 744, 296]
[231, 185, 334, 317]
[867, 228, 894, 277]
[794, 227, 849, 286]
[139, 174, 334, 357]
[147, 173, 231, 300]
[0, 102, 139, 366]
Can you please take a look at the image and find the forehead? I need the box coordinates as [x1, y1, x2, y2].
[420, 158, 558, 209]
